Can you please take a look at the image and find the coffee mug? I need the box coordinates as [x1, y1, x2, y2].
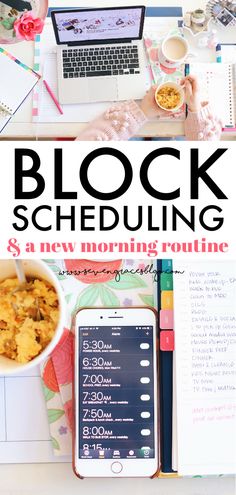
[159, 35, 191, 69]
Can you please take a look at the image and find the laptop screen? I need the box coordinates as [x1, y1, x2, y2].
[51, 7, 145, 45]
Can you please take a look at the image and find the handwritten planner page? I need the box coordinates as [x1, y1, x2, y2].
[173, 260, 236, 476]
[187, 63, 235, 128]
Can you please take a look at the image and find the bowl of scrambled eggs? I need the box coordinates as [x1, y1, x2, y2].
[0, 259, 67, 375]
[155, 82, 184, 112]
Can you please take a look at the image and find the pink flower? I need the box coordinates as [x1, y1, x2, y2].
[159, 63, 176, 75]
[150, 48, 159, 62]
[138, 263, 146, 270]
[14, 13, 44, 41]
[42, 357, 60, 392]
[52, 329, 74, 386]
[64, 399, 73, 432]
[144, 38, 152, 49]
[64, 259, 123, 284]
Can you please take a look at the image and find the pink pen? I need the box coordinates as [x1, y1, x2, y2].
[43, 79, 63, 115]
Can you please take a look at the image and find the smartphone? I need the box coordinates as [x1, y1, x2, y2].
[73, 307, 159, 478]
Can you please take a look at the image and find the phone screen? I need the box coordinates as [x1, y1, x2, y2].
[78, 325, 155, 460]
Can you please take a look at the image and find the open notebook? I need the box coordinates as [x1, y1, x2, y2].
[0, 259, 235, 478]
[0, 48, 40, 133]
[172, 260, 236, 476]
[186, 62, 236, 129]
[157, 259, 236, 475]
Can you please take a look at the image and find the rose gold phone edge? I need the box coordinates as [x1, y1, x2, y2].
[72, 306, 160, 479]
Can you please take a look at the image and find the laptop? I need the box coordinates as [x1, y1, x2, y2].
[51, 6, 147, 104]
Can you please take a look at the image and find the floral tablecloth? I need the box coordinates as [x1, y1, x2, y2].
[143, 25, 186, 122]
[41, 259, 155, 456]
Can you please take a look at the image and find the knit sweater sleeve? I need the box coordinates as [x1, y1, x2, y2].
[76, 100, 147, 141]
[185, 102, 222, 141]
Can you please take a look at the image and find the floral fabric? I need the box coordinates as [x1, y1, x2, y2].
[41, 259, 155, 455]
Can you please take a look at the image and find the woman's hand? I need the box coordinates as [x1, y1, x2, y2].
[181, 75, 201, 113]
[139, 85, 167, 119]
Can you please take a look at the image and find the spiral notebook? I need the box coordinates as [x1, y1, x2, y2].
[185, 62, 236, 129]
[0, 47, 40, 133]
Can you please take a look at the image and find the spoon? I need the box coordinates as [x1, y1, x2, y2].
[14, 260, 27, 285]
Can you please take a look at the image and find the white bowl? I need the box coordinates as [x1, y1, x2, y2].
[155, 82, 185, 112]
[0, 259, 67, 376]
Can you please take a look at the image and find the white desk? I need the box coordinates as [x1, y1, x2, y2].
[0, 463, 235, 495]
[0, 0, 235, 140]
[0, 1, 236, 492]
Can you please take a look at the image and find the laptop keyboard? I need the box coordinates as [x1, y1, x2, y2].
[62, 45, 140, 79]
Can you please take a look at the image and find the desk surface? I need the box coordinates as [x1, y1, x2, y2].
[0, 0, 235, 140]
[0, 463, 235, 495]
[0, 2, 236, 491]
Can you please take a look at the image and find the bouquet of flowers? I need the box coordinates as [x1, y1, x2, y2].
[0, 0, 48, 43]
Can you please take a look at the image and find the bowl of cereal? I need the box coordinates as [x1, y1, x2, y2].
[155, 82, 184, 112]
[0, 259, 67, 375]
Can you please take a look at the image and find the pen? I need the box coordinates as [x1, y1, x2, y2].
[43, 79, 63, 115]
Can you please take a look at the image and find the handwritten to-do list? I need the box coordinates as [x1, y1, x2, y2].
[173, 260, 236, 476]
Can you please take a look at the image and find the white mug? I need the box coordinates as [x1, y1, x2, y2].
[159, 35, 191, 69]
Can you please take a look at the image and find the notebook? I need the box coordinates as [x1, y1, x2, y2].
[216, 43, 236, 64]
[172, 260, 236, 476]
[185, 62, 236, 129]
[0, 47, 40, 133]
[156, 260, 175, 473]
[155, 259, 236, 476]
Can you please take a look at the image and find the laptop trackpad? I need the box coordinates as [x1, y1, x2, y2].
[88, 78, 118, 102]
